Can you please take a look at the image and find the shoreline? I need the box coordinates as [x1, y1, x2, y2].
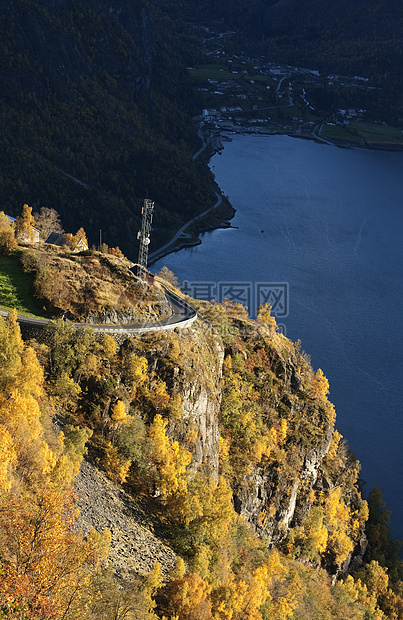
[219, 126, 403, 152]
[149, 127, 403, 267]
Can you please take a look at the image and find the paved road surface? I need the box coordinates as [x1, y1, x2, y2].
[148, 192, 222, 265]
[0, 285, 197, 334]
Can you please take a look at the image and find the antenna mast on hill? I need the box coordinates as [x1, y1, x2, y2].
[137, 198, 154, 280]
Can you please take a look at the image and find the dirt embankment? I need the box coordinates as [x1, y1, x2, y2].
[20, 245, 171, 323]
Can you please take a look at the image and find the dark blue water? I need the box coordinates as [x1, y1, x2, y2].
[153, 135, 403, 538]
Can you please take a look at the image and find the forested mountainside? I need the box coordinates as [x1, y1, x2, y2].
[1, 277, 403, 618]
[1, 0, 401, 262]
[0, 0, 220, 258]
[261, 0, 403, 93]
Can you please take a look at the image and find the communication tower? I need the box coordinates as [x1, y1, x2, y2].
[137, 198, 154, 279]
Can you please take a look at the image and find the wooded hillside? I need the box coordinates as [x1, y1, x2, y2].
[1, 287, 403, 618]
[1, 0, 401, 263]
[0, 0, 217, 259]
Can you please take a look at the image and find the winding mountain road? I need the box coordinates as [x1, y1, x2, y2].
[147, 128, 224, 265]
[0, 285, 197, 334]
[148, 192, 222, 265]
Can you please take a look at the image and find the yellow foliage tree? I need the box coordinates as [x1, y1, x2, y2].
[14, 203, 37, 242]
[163, 573, 212, 620]
[126, 353, 148, 397]
[0, 211, 17, 255]
[143, 562, 163, 619]
[0, 388, 57, 481]
[0, 315, 64, 486]
[102, 441, 131, 484]
[0, 483, 110, 618]
[71, 227, 88, 251]
[0, 312, 112, 619]
[211, 550, 297, 620]
[111, 400, 128, 425]
[0, 425, 16, 492]
[169, 557, 187, 581]
[257, 302, 277, 330]
[311, 368, 330, 400]
[17, 345, 45, 399]
[323, 487, 355, 566]
[148, 414, 191, 499]
[149, 379, 171, 411]
[0, 310, 24, 392]
[287, 506, 328, 563]
[100, 333, 117, 361]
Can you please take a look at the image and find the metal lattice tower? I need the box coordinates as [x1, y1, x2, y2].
[137, 199, 154, 279]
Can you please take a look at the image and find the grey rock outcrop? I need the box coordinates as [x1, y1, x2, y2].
[169, 323, 224, 479]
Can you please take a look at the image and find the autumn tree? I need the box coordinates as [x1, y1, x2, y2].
[156, 266, 179, 288]
[85, 566, 159, 620]
[111, 400, 128, 426]
[211, 550, 297, 620]
[108, 246, 125, 259]
[61, 424, 93, 479]
[148, 413, 191, 499]
[33, 206, 64, 240]
[310, 368, 329, 400]
[123, 353, 148, 398]
[102, 441, 131, 484]
[14, 204, 37, 242]
[160, 572, 213, 620]
[62, 228, 88, 251]
[0, 315, 110, 619]
[0, 211, 17, 255]
[0, 310, 24, 392]
[257, 302, 277, 330]
[72, 227, 88, 250]
[285, 506, 328, 563]
[0, 485, 110, 619]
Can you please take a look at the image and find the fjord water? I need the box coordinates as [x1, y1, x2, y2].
[153, 135, 403, 538]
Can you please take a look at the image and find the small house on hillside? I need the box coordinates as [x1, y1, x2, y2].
[45, 232, 64, 247]
[6, 214, 40, 242]
[45, 230, 88, 252]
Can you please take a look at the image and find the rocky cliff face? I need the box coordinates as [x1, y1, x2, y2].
[230, 339, 334, 545]
[71, 297, 365, 580]
[157, 308, 365, 575]
[171, 324, 224, 479]
[233, 419, 333, 544]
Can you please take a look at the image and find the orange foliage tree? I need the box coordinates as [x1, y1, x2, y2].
[0, 484, 109, 619]
[0, 312, 110, 618]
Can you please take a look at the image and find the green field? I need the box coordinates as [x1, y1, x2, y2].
[350, 121, 403, 143]
[188, 64, 236, 81]
[322, 121, 403, 144]
[0, 255, 45, 317]
[189, 64, 271, 85]
[321, 124, 362, 142]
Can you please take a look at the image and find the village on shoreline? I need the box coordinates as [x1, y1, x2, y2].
[187, 21, 403, 153]
[150, 21, 402, 263]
